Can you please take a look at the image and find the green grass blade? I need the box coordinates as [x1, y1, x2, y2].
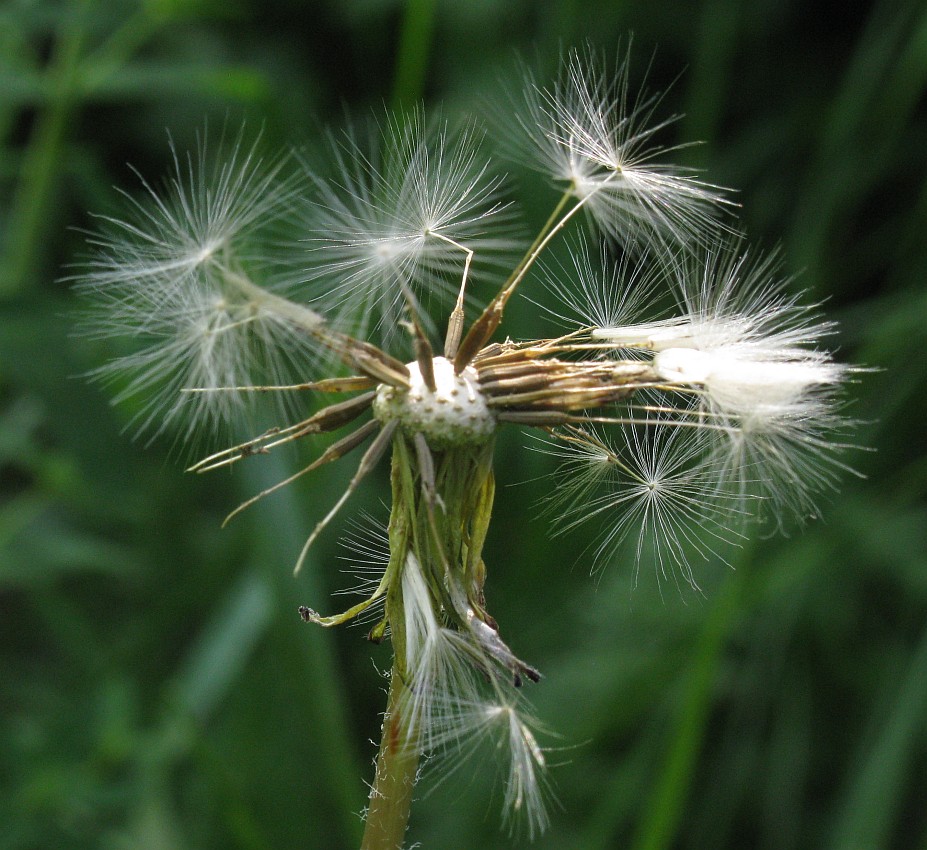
[630, 567, 744, 850]
[828, 620, 927, 850]
[390, 0, 438, 109]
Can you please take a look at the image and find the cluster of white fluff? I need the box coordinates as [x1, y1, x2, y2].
[580, 247, 853, 528]
[75, 44, 854, 836]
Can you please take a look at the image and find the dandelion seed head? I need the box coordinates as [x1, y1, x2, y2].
[74, 43, 861, 841]
[373, 357, 496, 448]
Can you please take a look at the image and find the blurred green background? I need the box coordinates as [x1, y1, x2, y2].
[2, 0, 926, 848]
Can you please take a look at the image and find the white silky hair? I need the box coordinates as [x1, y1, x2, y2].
[511, 43, 735, 251]
[301, 109, 522, 344]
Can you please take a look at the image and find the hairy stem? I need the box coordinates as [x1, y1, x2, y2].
[361, 668, 421, 850]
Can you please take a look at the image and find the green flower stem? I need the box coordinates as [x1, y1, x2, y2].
[359, 431, 497, 847]
[359, 440, 418, 849]
[360, 667, 421, 850]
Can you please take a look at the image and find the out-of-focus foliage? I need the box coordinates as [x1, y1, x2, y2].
[1, 1, 925, 848]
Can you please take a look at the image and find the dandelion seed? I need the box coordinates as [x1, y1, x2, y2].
[80, 126, 299, 291]
[424, 695, 551, 839]
[538, 234, 661, 342]
[400, 553, 486, 748]
[334, 512, 392, 628]
[303, 109, 521, 343]
[542, 421, 740, 587]
[73, 127, 331, 439]
[512, 44, 734, 251]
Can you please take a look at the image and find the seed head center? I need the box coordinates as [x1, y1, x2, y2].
[372, 356, 495, 448]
